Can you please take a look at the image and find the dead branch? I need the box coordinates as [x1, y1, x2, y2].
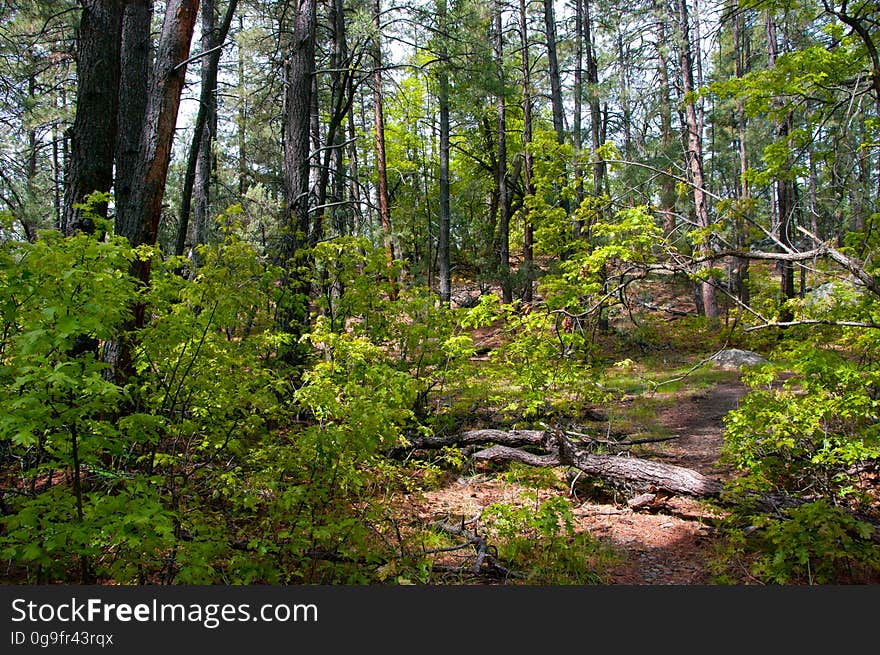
[473, 443, 725, 498]
[402, 429, 545, 451]
[432, 520, 522, 579]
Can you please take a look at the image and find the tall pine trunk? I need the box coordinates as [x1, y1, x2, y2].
[677, 0, 718, 321]
[519, 0, 534, 302]
[115, 0, 151, 238]
[438, 0, 452, 304]
[495, 2, 511, 303]
[767, 12, 797, 321]
[175, 0, 239, 260]
[63, 0, 124, 235]
[543, 0, 564, 143]
[277, 0, 318, 364]
[371, 0, 397, 297]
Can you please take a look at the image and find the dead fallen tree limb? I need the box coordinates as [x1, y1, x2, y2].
[394, 428, 880, 540]
[390, 429, 544, 456]
[470, 431, 880, 540]
[473, 444, 724, 498]
[635, 298, 695, 317]
[432, 520, 522, 579]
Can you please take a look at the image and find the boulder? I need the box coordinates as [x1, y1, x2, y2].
[711, 348, 768, 370]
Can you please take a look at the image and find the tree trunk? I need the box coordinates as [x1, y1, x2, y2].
[654, 3, 677, 237]
[114, 0, 151, 241]
[519, 0, 534, 302]
[63, 0, 124, 235]
[438, 0, 452, 305]
[732, 3, 750, 306]
[677, 0, 718, 321]
[584, 0, 604, 209]
[321, 0, 354, 240]
[277, 0, 318, 364]
[495, 2, 511, 304]
[175, 0, 238, 260]
[372, 0, 397, 296]
[115, 0, 199, 258]
[543, 0, 564, 143]
[237, 14, 247, 196]
[572, 0, 588, 239]
[766, 12, 797, 321]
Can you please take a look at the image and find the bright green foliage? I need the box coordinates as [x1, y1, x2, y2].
[714, 500, 880, 584]
[0, 220, 415, 583]
[723, 335, 880, 505]
[539, 202, 662, 320]
[457, 295, 604, 420]
[719, 308, 880, 583]
[481, 496, 615, 584]
[311, 236, 401, 333]
[0, 215, 147, 581]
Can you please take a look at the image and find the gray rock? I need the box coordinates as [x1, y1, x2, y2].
[804, 280, 861, 309]
[711, 348, 769, 370]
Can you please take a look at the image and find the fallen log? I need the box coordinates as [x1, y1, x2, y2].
[396, 429, 544, 453]
[473, 444, 724, 498]
[394, 428, 880, 540]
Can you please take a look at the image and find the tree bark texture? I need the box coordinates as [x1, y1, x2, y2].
[63, 0, 124, 235]
[276, 0, 317, 363]
[175, 0, 239, 259]
[495, 2, 511, 303]
[676, 0, 718, 320]
[115, 0, 199, 258]
[519, 0, 534, 302]
[371, 0, 396, 292]
[543, 0, 564, 144]
[438, 0, 452, 304]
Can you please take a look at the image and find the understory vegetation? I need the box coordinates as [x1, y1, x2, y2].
[1, 203, 878, 585]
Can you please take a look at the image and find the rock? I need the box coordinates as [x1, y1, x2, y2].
[710, 348, 768, 370]
[804, 279, 861, 310]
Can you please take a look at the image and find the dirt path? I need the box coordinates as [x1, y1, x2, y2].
[575, 379, 749, 584]
[648, 380, 747, 478]
[411, 377, 750, 584]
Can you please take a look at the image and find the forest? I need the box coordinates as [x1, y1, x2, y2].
[0, 0, 878, 585]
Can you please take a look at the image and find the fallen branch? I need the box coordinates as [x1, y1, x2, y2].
[397, 429, 545, 453]
[432, 520, 521, 579]
[635, 298, 695, 317]
[473, 444, 725, 498]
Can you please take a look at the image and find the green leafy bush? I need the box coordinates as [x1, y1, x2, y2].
[481, 496, 615, 584]
[713, 500, 880, 584]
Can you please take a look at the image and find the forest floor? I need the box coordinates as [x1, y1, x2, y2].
[408, 365, 750, 585]
[576, 378, 747, 584]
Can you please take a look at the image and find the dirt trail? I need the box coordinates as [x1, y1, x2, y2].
[648, 380, 747, 478]
[412, 377, 750, 584]
[575, 379, 749, 584]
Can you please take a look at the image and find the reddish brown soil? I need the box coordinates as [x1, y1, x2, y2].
[583, 380, 748, 584]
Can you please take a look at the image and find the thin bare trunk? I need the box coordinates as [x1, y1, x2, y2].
[733, 5, 750, 306]
[543, 0, 564, 143]
[438, 0, 451, 304]
[175, 0, 238, 260]
[372, 0, 397, 296]
[678, 0, 717, 320]
[495, 3, 511, 303]
[520, 0, 534, 302]
[767, 12, 796, 320]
